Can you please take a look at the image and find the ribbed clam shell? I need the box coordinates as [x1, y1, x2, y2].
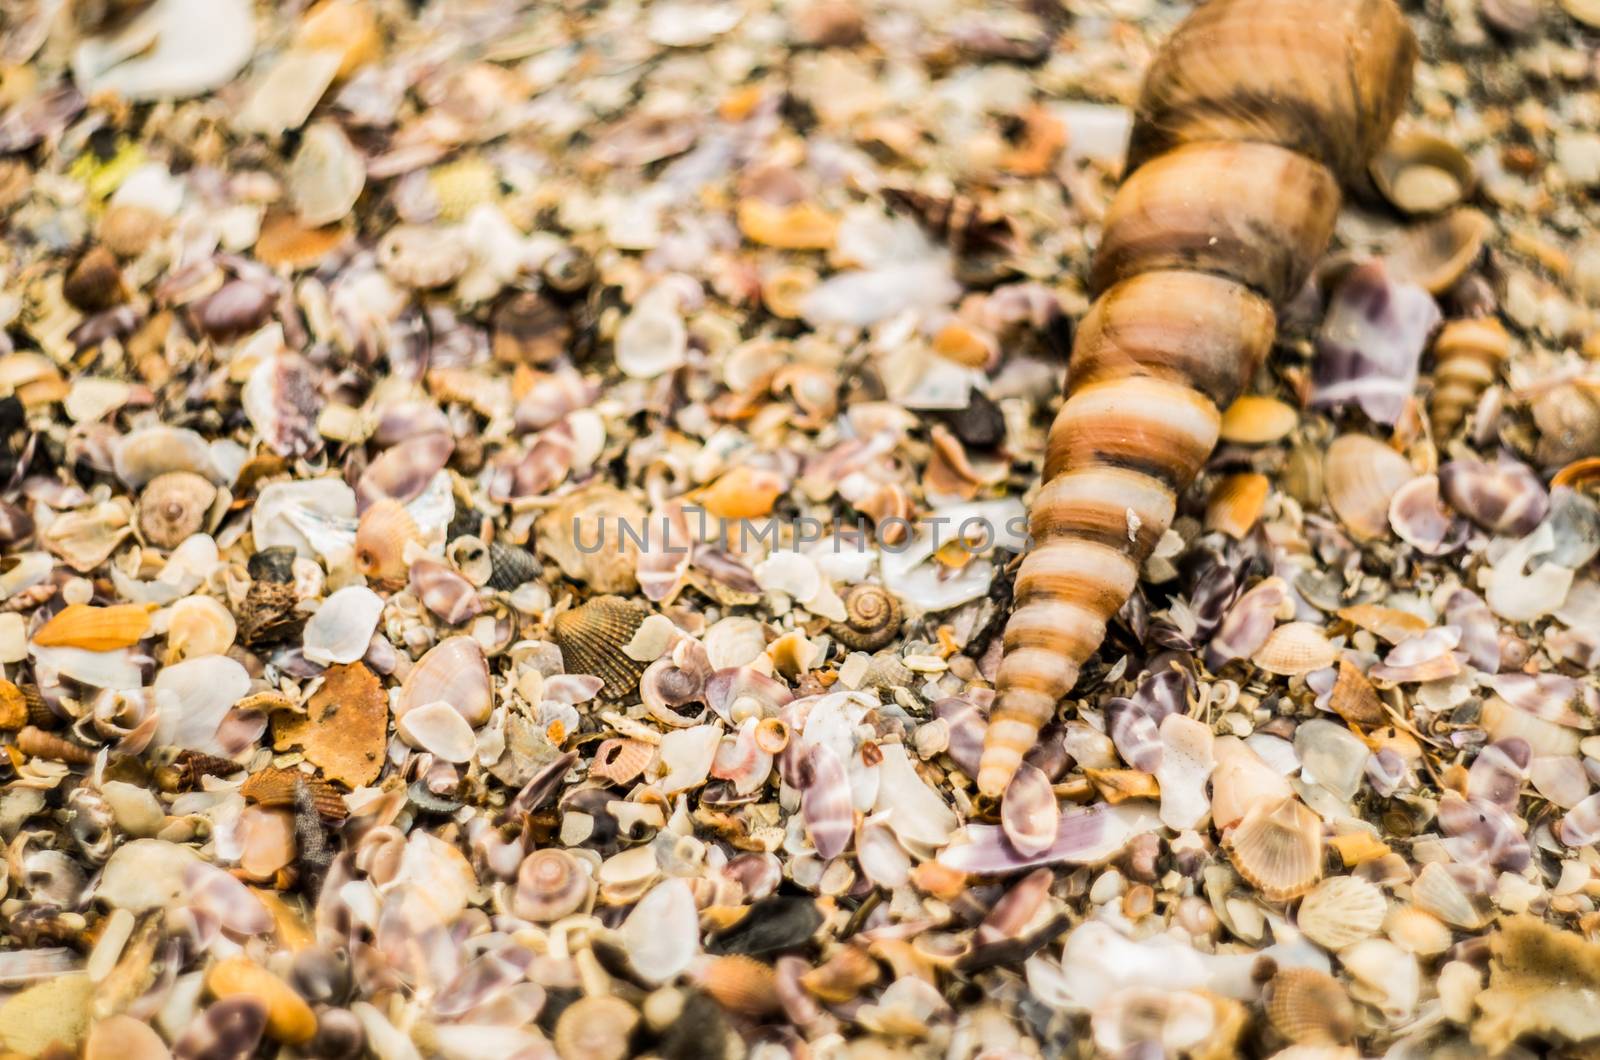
[1264, 968, 1357, 1045]
[1325, 434, 1415, 541]
[512, 848, 592, 922]
[138, 470, 218, 549]
[355, 432, 454, 513]
[33, 602, 151, 651]
[1297, 875, 1386, 950]
[354, 499, 421, 584]
[590, 738, 654, 785]
[552, 596, 652, 701]
[1251, 621, 1338, 676]
[1412, 861, 1489, 929]
[409, 556, 484, 625]
[1223, 795, 1323, 901]
[398, 635, 493, 725]
[241, 766, 348, 821]
[693, 954, 782, 1016]
[1000, 762, 1058, 857]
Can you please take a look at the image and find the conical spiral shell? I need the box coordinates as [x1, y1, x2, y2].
[552, 595, 653, 700]
[827, 584, 902, 651]
[977, 0, 1415, 797]
[1429, 317, 1510, 440]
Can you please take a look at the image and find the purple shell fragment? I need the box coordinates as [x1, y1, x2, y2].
[937, 804, 1158, 876]
[1312, 260, 1442, 426]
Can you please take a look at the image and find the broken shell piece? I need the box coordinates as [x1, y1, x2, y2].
[1205, 472, 1270, 539]
[289, 122, 365, 226]
[1341, 937, 1420, 1024]
[1386, 208, 1492, 295]
[1326, 434, 1415, 541]
[1371, 132, 1475, 215]
[1252, 622, 1338, 676]
[799, 743, 853, 860]
[1000, 762, 1058, 857]
[1388, 474, 1467, 555]
[378, 225, 469, 289]
[409, 557, 484, 625]
[1412, 861, 1490, 929]
[1440, 455, 1549, 536]
[396, 700, 477, 762]
[621, 878, 699, 984]
[73, 0, 256, 101]
[302, 585, 384, 666]
[1154, 713, 1213, 831]
[591, 738, 654, 785]
[1430, 317, 1510, 441]
[1297, 875, 1386, 950]
[1223, 796, 1323, 902]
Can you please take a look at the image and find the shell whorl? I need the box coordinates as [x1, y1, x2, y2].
[977, 0, 1417, 797]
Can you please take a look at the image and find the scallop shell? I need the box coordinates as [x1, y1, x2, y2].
[1218, 395, 1298, 444]
[692, 954, 782, 1016]
[826, 584, 902, 651]
[1371, 132, 1475, 215]
[240, 766, 347, 821]
[1252, 622, 1338, 676]
[33, 603, 151, 651]
[1297, 875, 1387, 950]
[552, 596, 652, 701]
[1386, 208, 1492, 294]
[1223, 795, 1323, 901]
[398, 636, 493, 725]
[1325, 434, 1415, 541]
[354, 499, 421, 584]
[302, 585, 384, 667]
[553, 995, 637, 1060]
[137, 470, 218, 549]
[1264, 968, 1357, 1046]
[1411, 861, 1489, 929]
[590, 738, 654, 785]
[512, 849, 592, 922]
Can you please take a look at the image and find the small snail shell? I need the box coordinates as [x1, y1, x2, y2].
[512, 848, 592, 923]
[827, 585, 903, 651]
[137, 471, 218, 549]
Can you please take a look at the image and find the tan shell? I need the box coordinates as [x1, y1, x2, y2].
[1412, 861, 1489, 929]
[590, 737, 654, 784]
[354, 499, 421, 584]
[1325, 434, 1415, 541]
[1264, 968, 1357, 1045]
[1370, 132, 1475, 215]
[512, 849, 593, 922]
[1205, 472, 1270, 539]
[205, 956, 317, 1044]
[827, 585, 903, 651]
[254, 211, 347, 271]
[754, 717, 791, 754]
[1336, 605, 1429, 645]
[553, 995, 638, 1060]
[694, 954, 782, 1016]
[64, 245, 127, 311]
[536, 485, 646, 593]
[164, 595, 236, 662]
[552, 596, 653, 700]
[1386, 207, 1492, 294]
[1252, 622, 1338, 676]
[377, 225, 469, 289]
[1325, 658, 1387, 728]
[1218, 395, 1299, 444]
[240, 766, 348, 821]
[137, 471, 218, 549]
[33, 603, 152, 651]
[1297, 875, 1387, 950]
[1223, 795, 1323, 901]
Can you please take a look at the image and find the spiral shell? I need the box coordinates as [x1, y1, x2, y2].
[554, 996, 638, 1060]
[978, 0, 1417, 797]
[552, 596, 653, 701]
[512, 848, 592, 922]
[487, 539, 540, 590]
[1264, 967, 1357, 1045]
[827, 584, 902, 651]
[137, 470, 218, 549]
[1429, 317, 1509, 440]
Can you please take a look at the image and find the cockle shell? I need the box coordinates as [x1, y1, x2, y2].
[1223, 796, 1323, 901]
[1297, 875, 1387, 950]
[552, 596, 652, 701]
[1264, 968, 1357, 1045]
[137, 471, 218, 549]
[398, 636, 493, 725]
[692, 955, 782, 1016]
[1326, 434, 1416, 541]
[1252, 622, 1338, 676]
[302, 585, 384, 666]
[1412, 861, 1489, 929]
[512, 849, 592, 922]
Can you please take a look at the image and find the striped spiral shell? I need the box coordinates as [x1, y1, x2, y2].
[978, 0, 1418, 796]
[827, 584, 903, 651]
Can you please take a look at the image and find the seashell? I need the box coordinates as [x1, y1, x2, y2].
[487, 540, 539, 591]
[542, 245, 595, 295]
[1264, 968, 1356, 1045]
[737, 199, 839, 250]
[33, 602, 151, 650]
[1371, 131, 1475, 215]
[553, 995, 637, 1060]
[590, 738, 654, 785]
[353, 499, 421, 584]
[693, 466, 789, 520]
[826, 584, 902, 651]
[622, 877, 700, 985]
[492, 291, 570, 367]
[113, 426, 215, 490]
[164, 594, 236, 661]
[73, 0, 256, 101]
[1429, 317, 1509, 440]
[1205, 472, 1270, 538]
[703, 616, 767, 670]
[799, 944, 881, 1004]
[377, 225, 469, 288]
[241, 766, 347, 821]
[1000, 762, 1058, 857]
[1154, 713, 1214, 830]
[1252, 622, 1338, 676]
[172, 997, 268, 1060]
[1325, 434, 1415, 541]
[552, 596, 652, 701]
[398, 636, 493, 725]
[692, 955, 782, 1016]
[288, 121, 364, 226]
[1542, 487, 1600, 569]
[1439, 454, 1548, 536]
[197, 279, 275, 339]
[1223, 795, 1323, 901]
[86, 1014, 171, 1060]
[17, 725, 96, 765]
[302, 585, 384, 666]
[236, 804, 296, 881]
[1218, 395, 1298, 444]
[1386, 207, 1492, 294]
[1532, 381, 1600, 468]
[64, 246, 127, 312]
[512, 849, 592, 922]
[799, 742, 853, 860]
[254, 210, 347, 270]
[1384, 906, 1453, 955]
[658, 724, 722, 793]
[710, 718, 774, 794]
[1206, 576, 1292, 671]
[1411, 861, 1489, 929]
[1324, 657, 1386, 728]
[137, 471, 218, 549]
[205, 956, 316, 1044]
[242, 353, 322, 460]
[42, 501, 133, 572]
[754, 717, 790, 755]
[1297, 875, 1386, 950]
[1387, 473, 1467, 555]
[355, 433, 454, 513]
[1312, 260, 1441, 427]
[410, 556, 484, 625]
[98, 202, 166, 257]
[396, 700, 477, 762]
[615, 288, 689, 380]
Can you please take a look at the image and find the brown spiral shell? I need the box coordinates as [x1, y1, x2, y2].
[137, 471, 218, 549]
[977, 0, 1417, 797]
[827, 585, 903, 651]
[512, 848, 592, 922]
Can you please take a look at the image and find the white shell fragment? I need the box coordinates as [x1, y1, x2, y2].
[302, 585, 385, 665]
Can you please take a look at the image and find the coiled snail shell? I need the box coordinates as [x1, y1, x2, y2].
[827, 585, 903, 651]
